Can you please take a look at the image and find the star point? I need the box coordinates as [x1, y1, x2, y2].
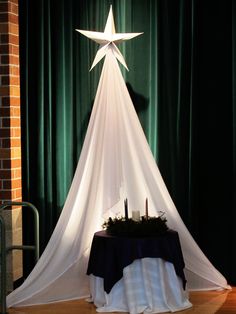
[76, 5, 143, 71]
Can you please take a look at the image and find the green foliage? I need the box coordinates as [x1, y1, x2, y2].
[102, 214, 168, 237]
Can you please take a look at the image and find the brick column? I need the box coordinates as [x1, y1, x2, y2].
[0, 0, 22, 292]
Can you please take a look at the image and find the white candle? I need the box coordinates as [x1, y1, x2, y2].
[145, 198, 148, 219]
[132, 210, 140, 222]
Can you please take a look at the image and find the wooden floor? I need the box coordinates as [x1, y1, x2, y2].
[8, 287, 236, 314]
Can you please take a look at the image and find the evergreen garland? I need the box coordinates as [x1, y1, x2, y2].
[102, 214, 168, 237]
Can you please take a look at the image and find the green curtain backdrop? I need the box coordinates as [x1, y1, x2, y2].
[19, 0, 236, 284]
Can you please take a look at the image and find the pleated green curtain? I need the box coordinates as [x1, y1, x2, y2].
[157, 0, 235, 284]
[19, 0, 236, 284]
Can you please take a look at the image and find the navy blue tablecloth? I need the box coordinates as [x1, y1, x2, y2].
[87, 230, 186, 294]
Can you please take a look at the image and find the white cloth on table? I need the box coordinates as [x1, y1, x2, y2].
[89, 257, 192, 314]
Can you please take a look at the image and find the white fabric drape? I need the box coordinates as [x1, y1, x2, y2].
[89, 258, 192, 313]
[7, 46, 230, 308]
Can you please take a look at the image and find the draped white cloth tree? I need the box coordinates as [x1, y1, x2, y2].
[7, 6, 230, 308]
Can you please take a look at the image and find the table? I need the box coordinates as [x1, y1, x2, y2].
[87, 230, 192, 313]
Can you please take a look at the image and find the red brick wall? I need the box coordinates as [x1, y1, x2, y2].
[0, 0, 22, 204]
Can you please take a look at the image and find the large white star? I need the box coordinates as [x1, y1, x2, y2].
[76, 5, 143, 71]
